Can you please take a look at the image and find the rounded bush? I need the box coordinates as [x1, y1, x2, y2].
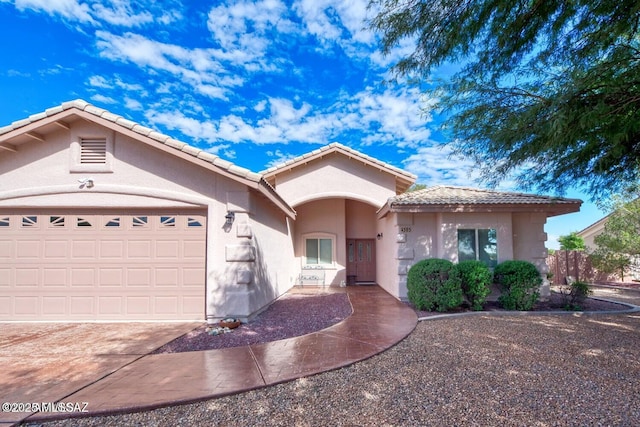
[407, 258, 463, 312]
[455, 260, 492, 311]
[493, 260, 542, 310]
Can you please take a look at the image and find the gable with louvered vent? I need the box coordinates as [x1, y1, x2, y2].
[70, 128, 113, 173]
[80, 138, 107, 164]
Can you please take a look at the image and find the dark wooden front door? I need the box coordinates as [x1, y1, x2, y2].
[347, 239, 376, 283]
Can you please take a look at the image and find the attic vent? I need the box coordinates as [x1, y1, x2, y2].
[80, 138, 107, 164]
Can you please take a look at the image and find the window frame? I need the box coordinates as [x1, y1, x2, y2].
[302, 233, 336, 267]
[457, 228, 498, 267]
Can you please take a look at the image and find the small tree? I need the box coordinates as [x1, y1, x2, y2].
[591, 196, 640, 281]
[558, 232, 586, 251]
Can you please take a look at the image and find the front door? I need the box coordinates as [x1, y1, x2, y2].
[346, 239, 376, 283]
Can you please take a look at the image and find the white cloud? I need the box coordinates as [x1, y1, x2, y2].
[13, 0, 95, 23]
[92, 0, 153, 27]
[95, 31, 238, 100]
[90, 94, 117, 104]
[207, 0, 294, 63]
[9, 0, 181, 28]
[402, 145, 479, 187]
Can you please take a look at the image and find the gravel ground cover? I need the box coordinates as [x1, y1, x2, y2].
[153, 292, 353, 353]
[26, 288, 640, 427]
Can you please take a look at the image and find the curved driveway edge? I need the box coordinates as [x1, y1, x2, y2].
[22, 286, 417, 424]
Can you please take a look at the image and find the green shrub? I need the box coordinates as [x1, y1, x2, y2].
[493, 260, 542, 310]
[407, 258, 464, 312]
[558, 280, 592, 311]
[455, 260, 492, 311]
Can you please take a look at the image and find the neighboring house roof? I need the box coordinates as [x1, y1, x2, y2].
[378, 185, 582, 218]
[262, 142, 417, 194]
[0, 99, 296, 218]
[577, 214, 610, 238]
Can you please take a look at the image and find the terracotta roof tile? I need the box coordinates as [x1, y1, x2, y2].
[0, 99, 262, 184]
[262, 141, 417, 182]
[389, 185, 581, 206]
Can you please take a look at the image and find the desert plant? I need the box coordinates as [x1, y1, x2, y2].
[494, 260, 542, 310]
[407, 258, 464, 312]
[557, 280, 593, 311]
[455, 260, 492, 311]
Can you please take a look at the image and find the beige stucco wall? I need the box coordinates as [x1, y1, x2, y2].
[271, 153, 397, 207]
[294, 199, 347, 285]
[0, 119, 296, 321]
[382, 211, 550, 300]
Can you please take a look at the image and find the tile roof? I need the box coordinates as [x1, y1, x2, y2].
[0, 99, 296, 218]
[262, 142, 417, 182]
[388, 185, 582, 206]
[0, 99, 263, 183]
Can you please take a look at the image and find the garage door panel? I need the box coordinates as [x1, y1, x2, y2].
[17, 240, 40, 258]
[156, 240, 179, 258]
[70, 297, 94, 315]
[99, 268, 124, 287]
[71, 269, 96, 287]
[98, 296, 123, 315]
[43, 268, 67, 286]
[100, 240, 125, 258]
[128, 268, 152, 286]
[0, 240, 12, 257]
[72, 240, 96, 258]
[14, 296, 38, 315]
[44, 240, 68, 258]
[15, 269, 38, 287]
[127, 296, 151, 315]
[42, 297, 66, 315]
[0, 268, 10, 286]
[128, 240, 152, 258]
[155, 296, 179, 315]
[156, 268, 179, 286]
[1, 211, 206, 321]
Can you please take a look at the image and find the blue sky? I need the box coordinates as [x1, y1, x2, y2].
[0, 0, 607, 248]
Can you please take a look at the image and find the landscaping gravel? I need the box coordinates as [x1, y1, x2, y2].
[27, 289, 640, 427]
[153, 292, 353, 353]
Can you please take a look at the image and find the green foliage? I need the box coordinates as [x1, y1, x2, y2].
[591, 196, 640, 280]
[406, 183, 427, 192]
[558, 232, 586, 251]
[407, 258, 463, 312]
[557, 280, 592, 311]
[493, 260, 541, 310]
[454, 260, 492, 311]
[369, 0, 640, 199]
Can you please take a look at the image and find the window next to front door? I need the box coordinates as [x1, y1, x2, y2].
[305, 237, 333, 265]
[457, 228, 498, 267]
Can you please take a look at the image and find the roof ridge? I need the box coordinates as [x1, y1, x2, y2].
[1, 99, 263, 183]
[262, 141, 417, 180]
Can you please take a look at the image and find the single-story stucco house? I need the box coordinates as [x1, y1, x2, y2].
[0, 100, 582, 322]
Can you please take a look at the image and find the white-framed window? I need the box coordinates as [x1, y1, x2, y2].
[303, 234, 335, 266]
[458, 228, 498, 267]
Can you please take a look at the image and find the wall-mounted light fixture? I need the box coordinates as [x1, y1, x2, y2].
[225, 211, 235, 226]
[78, 178, 94, 188]
[376, 232, 383, 240]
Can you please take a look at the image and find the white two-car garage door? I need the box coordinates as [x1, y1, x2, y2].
[0, 210, 206, 321]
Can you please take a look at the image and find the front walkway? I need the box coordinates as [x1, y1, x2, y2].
[17, 286, 417, 425]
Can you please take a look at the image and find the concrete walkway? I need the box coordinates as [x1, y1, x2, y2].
[11, 286, 417, 425]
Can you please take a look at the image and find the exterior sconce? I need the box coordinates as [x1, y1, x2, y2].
[376, 232, 383, 240]
[225, 211, 235, 225]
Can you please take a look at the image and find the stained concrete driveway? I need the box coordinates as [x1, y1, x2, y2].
[0, 322, 198, 425]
